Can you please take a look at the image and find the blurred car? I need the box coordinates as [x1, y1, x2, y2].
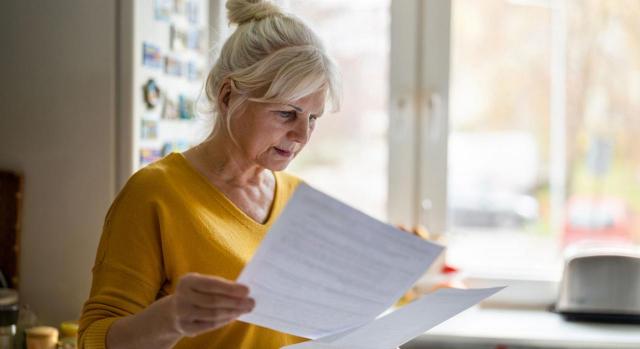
[448, 131, 540, 229]
[562, 196, 632, 247]
[450, 190, 539, 228]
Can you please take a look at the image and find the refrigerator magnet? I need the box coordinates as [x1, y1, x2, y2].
[161, 142, 174, 156]
[154, 0, 172, 21]
[141, 120, 159, 140]
[165, 56, 183, 77]
[140, 148, 162, 166]
[178, 94, 195, 119]
[161, 96, 179, 119]
[143, 43, 163, 69]
[162, 140, 190, 156]
[186, 0, 199, 24]
[186, 61, 202, 81]
[143, 79, 161, 109]
[170, 25, 188, 51]
[187, 29, 201, 51]
[174, 0, 186, 15]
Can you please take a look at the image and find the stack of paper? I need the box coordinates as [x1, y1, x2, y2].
[236, 183, 504, 349]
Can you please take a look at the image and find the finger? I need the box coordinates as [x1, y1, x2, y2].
[180, 316, 239, 337]
[396, 224, 410, 232]
[184, 290, 255, 311]
[184, 305, 249, 323]
[413, 225, 430, 239]
[396, 224, 425, 238]
[397, 225, 417, 236]
[181, 273, 250, 298]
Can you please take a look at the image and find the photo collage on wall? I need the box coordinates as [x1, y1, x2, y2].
[139, 0, 208, 167]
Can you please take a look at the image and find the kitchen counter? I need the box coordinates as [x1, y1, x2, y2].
[403, 306, 640, 349]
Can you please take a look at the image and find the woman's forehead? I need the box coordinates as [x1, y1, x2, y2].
[255, 91, 325, 114]
[284, 91, 326, 111]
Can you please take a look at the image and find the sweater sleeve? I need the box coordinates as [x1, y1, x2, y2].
[78, 174, 166, 349]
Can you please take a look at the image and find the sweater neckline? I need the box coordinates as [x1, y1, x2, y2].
[170, 152, 281, 231]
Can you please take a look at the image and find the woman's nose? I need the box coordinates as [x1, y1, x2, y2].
[288, 116, 311, 143]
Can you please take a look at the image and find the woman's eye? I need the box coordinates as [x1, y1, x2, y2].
[278, 111, 296, 119]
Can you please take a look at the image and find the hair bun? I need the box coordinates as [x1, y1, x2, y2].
[226, 0, 282, 25]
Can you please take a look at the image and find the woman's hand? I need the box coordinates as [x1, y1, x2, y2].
[170, 273, 255, 337]
[106, 273, 255, 349]
[396, 224, 430, 240]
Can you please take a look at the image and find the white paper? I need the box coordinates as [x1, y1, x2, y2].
[237, 183, 444, 339]
[285, 287, 504, 349]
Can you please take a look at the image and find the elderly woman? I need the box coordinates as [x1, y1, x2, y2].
[78, 0, 340, 348]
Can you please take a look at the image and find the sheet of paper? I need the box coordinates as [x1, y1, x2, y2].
[237, 183, 444, 339]
[282, 287, 505, 349]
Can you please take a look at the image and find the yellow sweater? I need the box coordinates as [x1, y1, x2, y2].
[79, 152, 307, 349]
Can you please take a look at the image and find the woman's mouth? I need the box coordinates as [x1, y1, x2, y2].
[273, 147, 293, 157]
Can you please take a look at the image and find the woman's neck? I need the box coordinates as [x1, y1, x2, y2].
[190, 133, 268, 188]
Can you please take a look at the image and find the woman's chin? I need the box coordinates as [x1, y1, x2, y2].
[268, 161, 291, 172]
[259, 158, 292, 172]
[260, 151, 298, 171]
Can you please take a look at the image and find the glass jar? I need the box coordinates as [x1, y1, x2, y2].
[0, 289, 19, 349]
[58, 321, 78, 349]
[25, 326, 58, 349]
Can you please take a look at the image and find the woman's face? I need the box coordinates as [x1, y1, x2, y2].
[229, 90, 326, 171]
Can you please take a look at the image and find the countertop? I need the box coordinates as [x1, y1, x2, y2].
[404, 306, 640, 348]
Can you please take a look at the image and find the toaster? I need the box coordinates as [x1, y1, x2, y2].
[555, 251, 640, 323]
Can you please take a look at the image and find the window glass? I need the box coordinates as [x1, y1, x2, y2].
[286, 0, 390, 220]
[447, 0, 640, 275]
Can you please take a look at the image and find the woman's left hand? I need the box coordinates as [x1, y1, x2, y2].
[396, 224, 430, 240]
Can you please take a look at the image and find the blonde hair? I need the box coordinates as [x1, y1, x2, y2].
[205, 0, 341, 135]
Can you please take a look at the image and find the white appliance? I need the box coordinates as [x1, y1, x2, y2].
[556, 251, 640, 323]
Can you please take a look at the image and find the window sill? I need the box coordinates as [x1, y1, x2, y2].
[461, 274, 560, 310]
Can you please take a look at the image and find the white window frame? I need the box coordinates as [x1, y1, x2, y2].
[206, 0, 560, 305]
[388, 0, 451, 236]
[389, 0, 568, 247]
[389, 1, 570, 307]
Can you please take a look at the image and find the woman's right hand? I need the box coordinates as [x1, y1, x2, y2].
[169, 272, 255, 337]
[105, 273, 254, 349]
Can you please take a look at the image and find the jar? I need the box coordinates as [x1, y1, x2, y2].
[0, 289, 19, 349]
[58, 321, 78, 349]
[25, 326, 58, 349]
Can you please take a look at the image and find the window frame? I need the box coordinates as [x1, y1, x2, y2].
[388, 0, 565, 304]
[388, 0, 451, 236]
[207, 0, 562, 305]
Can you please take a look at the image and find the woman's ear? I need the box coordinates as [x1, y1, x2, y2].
[217, 80, 232, 116]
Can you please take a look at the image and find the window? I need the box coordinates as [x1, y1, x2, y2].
[390, 0, 640, 278]
[284, 0, 391, 220]
[211, 0, 640, 280]
[447, 0, 558, 275]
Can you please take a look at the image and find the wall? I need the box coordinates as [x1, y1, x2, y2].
[0, 0, 116, 325]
